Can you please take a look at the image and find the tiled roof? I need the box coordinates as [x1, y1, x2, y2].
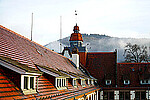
[69, 33, 83, 41]
[85, 52, 117, 87]
[0, 68, 99, 100]
[0, 68, 24, 100]
[69, 24, 83, 41]
[35, 75, 99, 100]
[0, 25, 100, 99]
[117, 63, 150, 87]
[0, 25, 83, 75]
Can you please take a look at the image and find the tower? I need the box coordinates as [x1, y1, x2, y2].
[68, 24, 86, 52]
[69, 24, 83, 48]
[62, 23, 87, 67]
[62, 10, 87, 67]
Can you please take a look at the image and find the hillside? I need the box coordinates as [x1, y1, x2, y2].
[44, 34, 150, 62]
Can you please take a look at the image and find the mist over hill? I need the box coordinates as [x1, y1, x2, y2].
[44, 34, 150, 62]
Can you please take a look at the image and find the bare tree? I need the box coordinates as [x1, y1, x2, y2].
[123, 43, 149, 63]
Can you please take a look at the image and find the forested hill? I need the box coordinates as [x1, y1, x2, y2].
[45, 34, 150, 62]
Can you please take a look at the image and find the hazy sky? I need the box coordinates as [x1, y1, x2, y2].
[1, 0, 150, 45]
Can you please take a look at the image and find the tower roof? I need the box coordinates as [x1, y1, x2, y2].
[69, 24, 83, 41]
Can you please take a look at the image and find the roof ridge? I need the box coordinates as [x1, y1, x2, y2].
[88, 52, 115, 54]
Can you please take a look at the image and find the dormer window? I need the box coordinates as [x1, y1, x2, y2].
[81, 79, 86, 87]
[24, 77, 28, 89]
[55, 78, 67, 90]
[88, 79, 92, 85]
[124, 80, 130, 85]
[140, 80, 149, 84]
[73, 79, 77, 87]
[91, 80, 94, 85]
[23, 76, 35, 89]
[106, 80, 111, 85]
[21, 75, 37, 95]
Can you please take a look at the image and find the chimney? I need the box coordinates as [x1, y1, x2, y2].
[72, 47, 79, 69]
[72, 54, 79, 69]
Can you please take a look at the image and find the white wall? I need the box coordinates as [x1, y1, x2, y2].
[72, 54, 79, 69]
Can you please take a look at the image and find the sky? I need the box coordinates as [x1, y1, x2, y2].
[1, 0, 150, 45]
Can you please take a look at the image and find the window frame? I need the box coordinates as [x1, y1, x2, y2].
[140, 80, 150, 84]
[81, 79, 86, 87]
[55, 77, 67, 90]
[91, 80, 94, 85]
[106, 80, 111, 85]
[73, 79, 77, 87]
[21, 75, 37, 95]
[24, 76, 28, 89]
[124, 80, 130, 85]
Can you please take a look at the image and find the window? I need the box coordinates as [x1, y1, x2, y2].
[88, 79, 91, 85]
[106, 80, 111, 85]
[81, 79, 85, 87]
[135, 91, 146, 100]
[63, 79, 65, 87]
[57, 79, 60, 87]
[23, 76, 35, 90]
[81, 79, 86, 87]
[73, 79, 77, 86]
[119, 91, 130, 100]
[124, 80, 130, 85]
[55, 78, 67, 90]
[24, 77, 28, 89]
[103, 92, 114, 100]
[30, 77, 34, 89]
[21, 75, 36, 95]
[140, 80, 150, 84]
[73, 42, 77, 46]
[91, 80, 94, 85]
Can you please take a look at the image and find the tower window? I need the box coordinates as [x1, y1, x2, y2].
[73, 42, 77, 46]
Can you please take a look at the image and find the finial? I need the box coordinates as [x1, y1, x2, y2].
[75, 10, 77, 16]
[75, 10, 77, 24]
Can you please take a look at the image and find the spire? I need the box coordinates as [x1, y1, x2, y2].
[69, 10, 83, 42]
[73, 24, 80, 33]
[75, 10, 77, 24]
